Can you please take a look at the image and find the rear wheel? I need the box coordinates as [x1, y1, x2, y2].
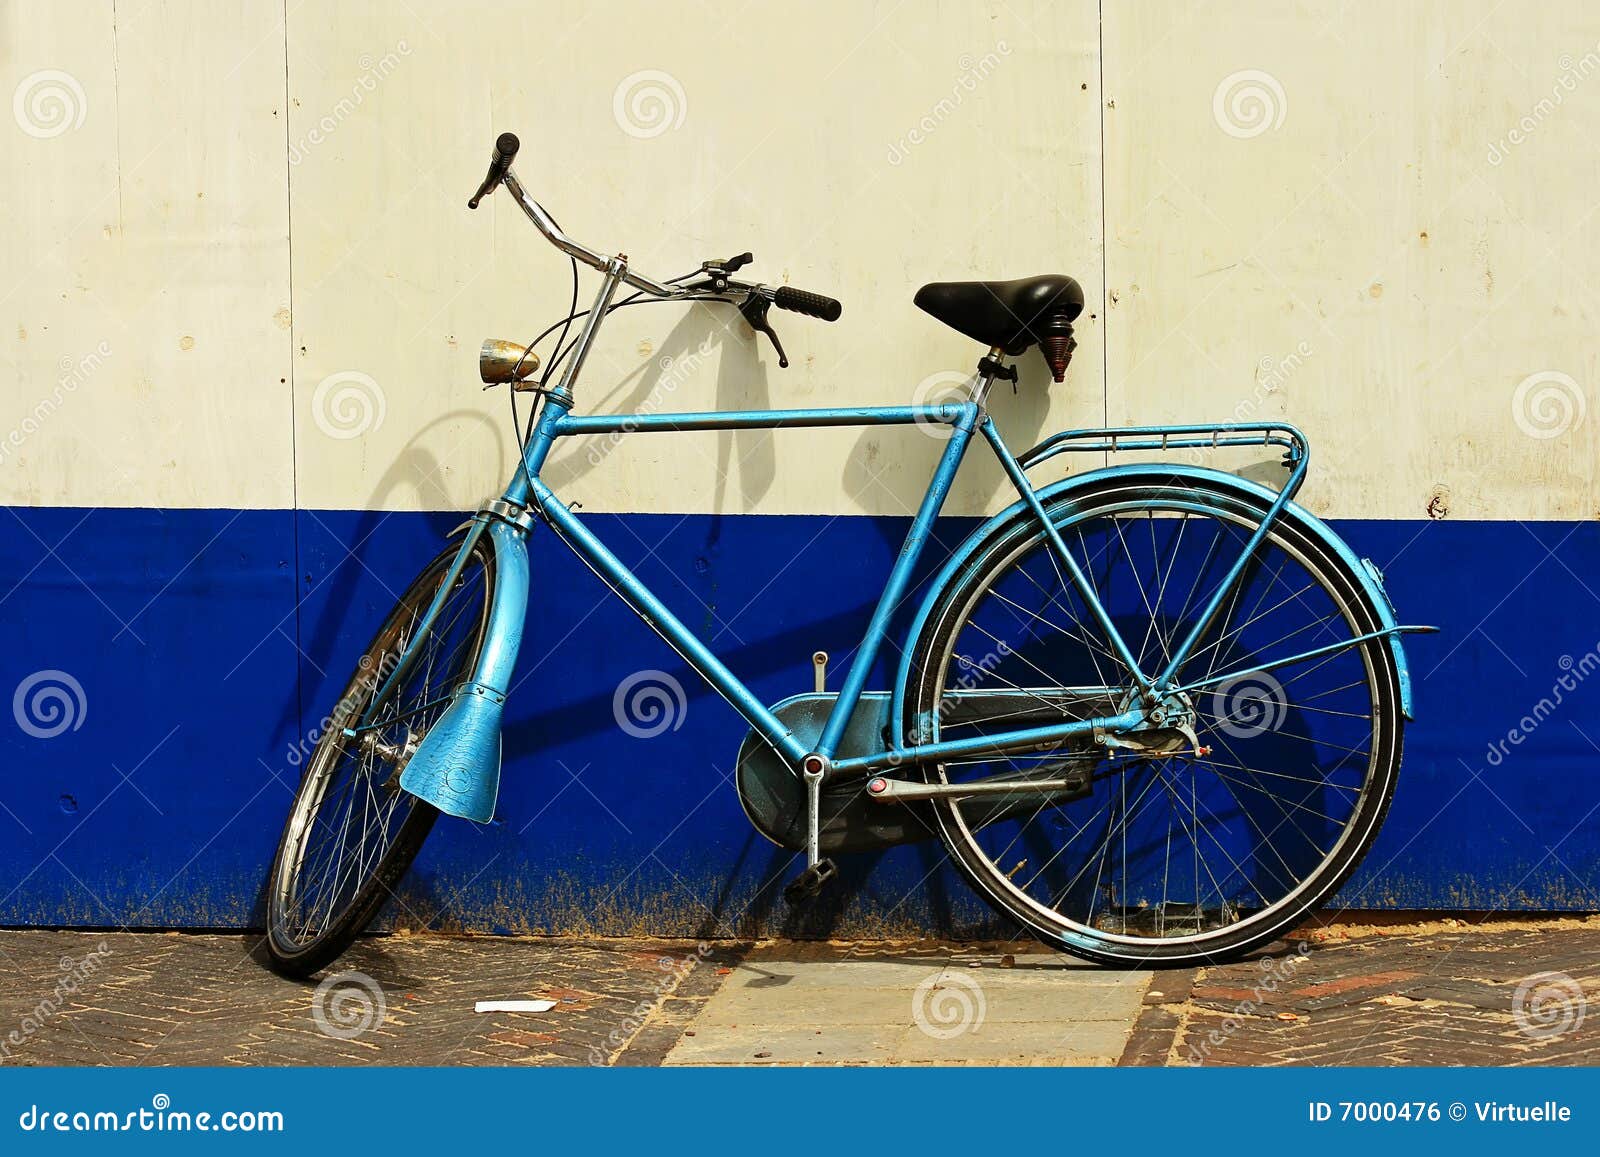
[905, 472, 1403, 966]
[264, 536, 495, 977]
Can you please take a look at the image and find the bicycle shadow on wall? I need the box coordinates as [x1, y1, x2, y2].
[247, 409, 504, 927]
[539, 303, 776, 509]
[456, 314, 1070, 942]
[256, 309, 781, 936]
[260, 320, 1170, 945]
[662, 341, 1076, 941]
[683, 356, 1070, 943]
[293, 297, 769, 749]
[843, 352, 1056, 518]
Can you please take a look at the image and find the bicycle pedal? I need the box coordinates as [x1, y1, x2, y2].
[783, 858, 838, 904]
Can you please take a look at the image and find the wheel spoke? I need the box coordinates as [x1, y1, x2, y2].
[921, 486, 1396, 958]
[270, 544, 493, 956]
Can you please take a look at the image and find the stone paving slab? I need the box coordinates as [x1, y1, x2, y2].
[662, 942, 1149, 1066]
[890, 1020, 1130, 1065]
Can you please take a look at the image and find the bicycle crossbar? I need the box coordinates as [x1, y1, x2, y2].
[553, 404, 959, 435]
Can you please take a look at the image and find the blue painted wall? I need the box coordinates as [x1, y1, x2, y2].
[2, 507, 1597, 933]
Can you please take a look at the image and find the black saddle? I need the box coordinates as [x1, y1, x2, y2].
[914, 274, 1085, 380]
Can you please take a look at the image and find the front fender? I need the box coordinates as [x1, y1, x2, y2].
[889, 464, 1415, 744]
[399, 518, 530, 822]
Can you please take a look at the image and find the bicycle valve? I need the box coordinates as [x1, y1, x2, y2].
[479, 338, 542, 387]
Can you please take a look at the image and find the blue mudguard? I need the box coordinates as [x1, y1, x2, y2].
[889, 463, 1418, 747]
[399, 517, 530, 823]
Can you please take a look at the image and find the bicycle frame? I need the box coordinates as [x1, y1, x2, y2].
[389, 251, 1425, 827]
[517, 393, 1155, 769]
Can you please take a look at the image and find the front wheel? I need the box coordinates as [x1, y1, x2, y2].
[264, 535, 495, 977]
[905, 471, 1403, 967]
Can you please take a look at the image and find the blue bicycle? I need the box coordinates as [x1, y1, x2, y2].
[264, 133, 1431, 975]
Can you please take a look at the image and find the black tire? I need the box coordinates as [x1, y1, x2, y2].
[904, 470, 1403, 967]
[264, 536, 495, 977]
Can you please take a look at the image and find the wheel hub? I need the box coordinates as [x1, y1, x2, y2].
[1103, 690, 1209, 758]
[359, 728, 420, 790]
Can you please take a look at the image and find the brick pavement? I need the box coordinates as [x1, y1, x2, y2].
[0, 930, 742, 1066]
[1119, 921, 1600, 1066]
[0, 920, 1593, 1066]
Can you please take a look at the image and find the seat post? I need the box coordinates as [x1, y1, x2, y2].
[971, 345, 1013, 406]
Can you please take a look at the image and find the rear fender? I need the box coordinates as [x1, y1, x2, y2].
[890, 463, 1417, 745]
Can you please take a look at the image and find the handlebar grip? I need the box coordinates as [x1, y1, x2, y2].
[492, 131, 520, 168]
[773, 285, 843, 322]
[468, 132, 522, 209]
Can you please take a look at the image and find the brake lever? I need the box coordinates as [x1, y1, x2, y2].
[738, 294, 788, 369]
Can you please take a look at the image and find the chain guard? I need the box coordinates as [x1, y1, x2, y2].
[735, 692, 1100, 855]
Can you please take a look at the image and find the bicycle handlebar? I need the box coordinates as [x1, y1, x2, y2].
[470, 132, 842, 319]
[502, 169, 684, 297]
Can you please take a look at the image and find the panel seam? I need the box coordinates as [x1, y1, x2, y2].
[281, 0, 305, 748]
[1097, 0, 1110, 438]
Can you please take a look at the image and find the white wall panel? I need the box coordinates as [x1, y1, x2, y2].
[0, 0, 292, 508]
[285, 0, 1105, 515]
[1103, 0, 1600, 519]
[5, 2, 1598, 520]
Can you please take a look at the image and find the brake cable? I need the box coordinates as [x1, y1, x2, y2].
[504, 270, 734, 447]
[524, 288, 733, 442]
[507, 199, 580, 460]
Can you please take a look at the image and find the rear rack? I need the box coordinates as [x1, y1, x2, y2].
[1016, 422, 1310, 501]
